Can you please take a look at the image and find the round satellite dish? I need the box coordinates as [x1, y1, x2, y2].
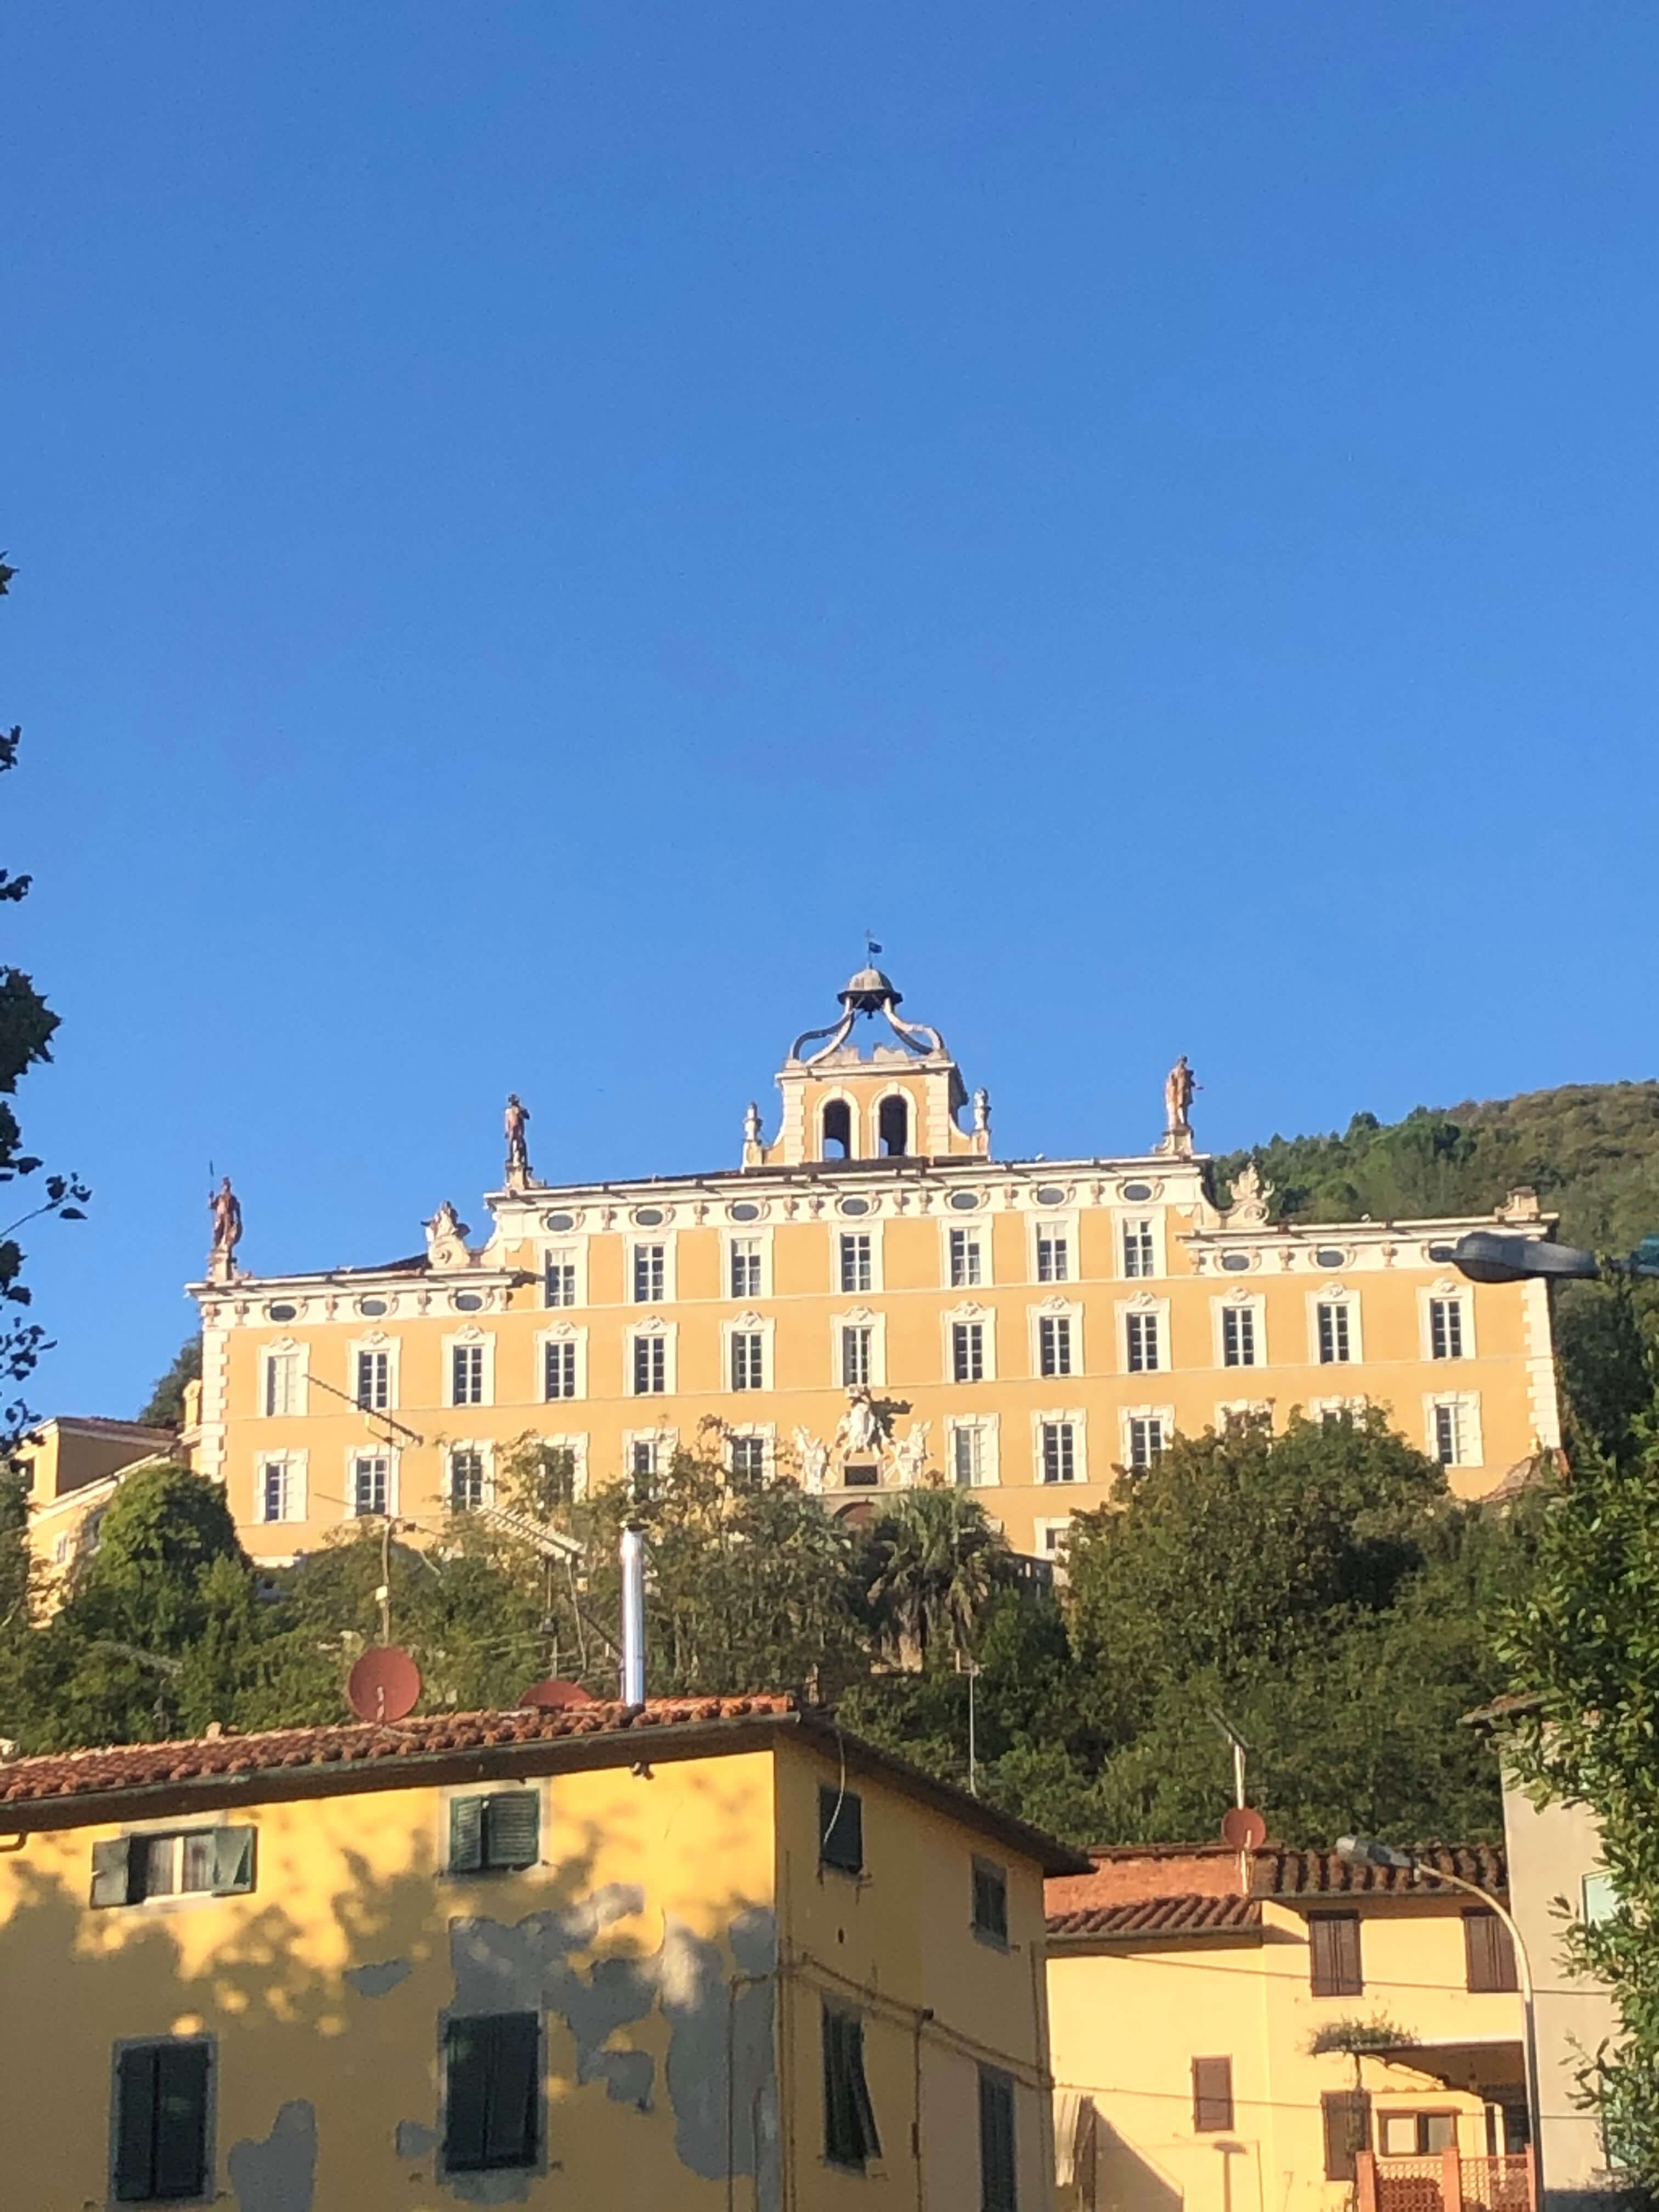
[518, 1678, 597, 1710]
[1221, 1805, 1267, 1850]
[347, 1646, 422, 1723]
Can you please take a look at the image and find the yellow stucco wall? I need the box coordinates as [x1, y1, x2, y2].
[1047, 1900, 1526, 2212]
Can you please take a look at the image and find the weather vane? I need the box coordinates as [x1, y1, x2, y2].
[865, 929, 883, 960]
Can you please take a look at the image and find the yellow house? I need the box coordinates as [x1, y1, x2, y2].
[1045, 1843, 1531, 2212]
[0, 1691, 1085, 2209]
[15, 1416, 181, 1593]
[170, 961, 1557, 1568]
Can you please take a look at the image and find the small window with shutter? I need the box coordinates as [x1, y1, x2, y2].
[819, 1786, 864, 1876]
[448, 1792, 541, 1875]
[113, 2038, 211, 2202]
[443, 2012, 540, 2173]
[1309, 1911, 1363, 1996]
[92, 1829, 256, 1909]
[1322, 2090, 1372, 2180]
[979, 2064, 1017, 2212]
[972, 1858, 1009, 1944]
[823, 2006, 882, 2169]
[1192, 2057, 1234, 2133]
[1463, 1909, 1519, 1993]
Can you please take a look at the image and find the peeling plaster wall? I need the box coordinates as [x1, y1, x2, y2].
[228, 2099, 317, 2212]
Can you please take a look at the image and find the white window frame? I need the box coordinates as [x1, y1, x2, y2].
[830, 1305, 887, 1391]
[1033, 1408, 1087, 1487]
[255, 1449, 307, 1525]
[946, 1414, 1000, 1488]
[537, 1321, 587, 1404]
[442, 1326, 494, 1410]
[1118, 1293, 1171, 1375]
[832, 1222, 884, 1296]
[538, 1432, 589, 1503]
[446, 1440, 494, 1513]
[1420, 1280, 1476, 1363]
[1032, 1515, 1073, 1564]
[343, 1446, 399, 1521]
[725, 1424, 776, 1482]
[723, 1310, 775, 1395]
[723, 1226, 773, 1301]
[1120, 1405, 1174, 1471]
[1030, 1295, 1084, 1381]
[1031, 1212, 1079, 1286]
[260, 1338, 308, 1419]
[1212, 1290, 1266, 1372]
[626, 1319, 677, 1397]
[1310, 1395, 1370, 1427]
[944, 1301, 997, 1384]
[1215, 1400, 1273, 1434]
[1425, 1391, 1483, 1469]
[627, 1234, 677, 1306]
[347, 1330, 400, 1414]
[623, 1426, 679, 1486]
[539, 1239, 587, 1311]
[941, 1217, 992, 1290]
[1115, 1209, 1166, 1281]
[1309, 1285, 1363, 1365]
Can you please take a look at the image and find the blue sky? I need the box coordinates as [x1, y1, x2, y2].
[4, 3, 1658, 1415]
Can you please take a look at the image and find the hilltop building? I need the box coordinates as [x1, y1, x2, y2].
[48, 962, 1565, 1568]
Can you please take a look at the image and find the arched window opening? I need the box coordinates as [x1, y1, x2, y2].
[878, 1095, 910, 1158]
[822, 1099, 852, 1159]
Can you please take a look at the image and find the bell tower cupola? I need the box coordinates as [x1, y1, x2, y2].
[743, 960, 990, 1169]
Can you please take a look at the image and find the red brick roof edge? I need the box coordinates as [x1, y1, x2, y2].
[1048, 1893, 1262, 1939]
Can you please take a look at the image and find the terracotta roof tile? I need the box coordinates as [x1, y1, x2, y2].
[0, 1695, 799, 1807]
[1047, 1894, 1262, 1939]
[1252, 1845, 1507, 1898]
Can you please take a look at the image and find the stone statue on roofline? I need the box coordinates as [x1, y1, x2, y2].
[207, 1175, 242, 1283]
[1156, 1054, 1200, 1158]
[504, 1094, 532, 1188]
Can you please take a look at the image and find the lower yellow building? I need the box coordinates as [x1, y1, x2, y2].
[1045, 1844, 1530, 2212]
[0, 1691, 1084, 2209]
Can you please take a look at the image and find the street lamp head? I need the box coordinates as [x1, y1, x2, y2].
[1335, 1834, 1418, 1872]
[1451, 1232, 1600, 1286]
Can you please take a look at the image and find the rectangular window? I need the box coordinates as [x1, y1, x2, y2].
[952, 1426, 984, 1487]
[819, 1784, 863, 1875]
[92, 1827, 256, 1910]
[443, 2012, 539, 2174]
[352, 1455, 388, 1517]
[630, 1438, 659, 1492]
[543, 1251, 577, 1308]
[632, 1336, 666, 1395]
[259, 1460, 290, 1524]
[1583, 1872, 1620, 1926]
[839, 1233, 872, 1294]
[632, 1244, 664, 1303]
[729, 1435, 766, 1483]
[1222, 1307, 1256, 1368]
[544, 1340, 577, 1401]
[1463, 1909, 1519, 1993]
[263, 1350, 298, 1418]
[1430, 1297, 1465, 1360]
[950, 1228, 983, 1288]
[1317, 1302, 1352, 1364]
[979, 2064, 1017, 2212]
[449, 1792, 540, 1874]
[1310, 1912, 1363, 1996]
[1434, 1402, 1463, 1466]
[1322, 2091, 1372, 2181]
[1036, 1228, 1069, 1283]
[1127, 1416, 1164, 1470]
[952, 1322, 985, 1383]
[1126, 1312, 1161, 1373]
[114, 2040, 210, 2204]
[1192, 2056, 1234, 2134]
[730, 1238, 763, 1298]
[1039, 1316, 1073, 1378]
[1381, 2113, 1458, 2157]
[1122, 1219, 1155, 1279]
[731, 1331, 764, 1392]
[355, 1348, 389, 1411]
[822, 2006, 881, 2171]
[972, 1859, 1008, 1943]
[841, 1325, 872, 1389]
[1040, 1421, 1075, 1485]
[451, 1344, 484, 1406]
[449, 1449, 485, 1514]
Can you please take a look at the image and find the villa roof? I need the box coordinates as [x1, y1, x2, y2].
[1048, 1893, 1262, 1941]
[1251, 1844, 1508, 1898]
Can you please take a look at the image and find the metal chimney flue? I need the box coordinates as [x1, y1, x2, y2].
[620, 1525, 646, 1705]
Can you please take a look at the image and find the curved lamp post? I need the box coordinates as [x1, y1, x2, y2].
[1335, 1836, 1542, 2197]
[1449, 1231, 1659, 1286]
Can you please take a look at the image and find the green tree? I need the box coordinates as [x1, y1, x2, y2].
[138, 1335, 202, 1427]
[854, 1488, 1006, 1668]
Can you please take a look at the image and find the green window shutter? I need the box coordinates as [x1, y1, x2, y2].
[819, 1786, 864, 1875]
[450, 1796, 485, 1874]
[484, 1793, 539, 1871]
[213, 1827, 256, 1896]
[114, 2045, 160, 2201]
[973, 1860, 1008, 1941]
[979, 2065, 1017, 2212]
[848, 2018, 881, 2163]
[444, 2018, 492, 2171]
[153, 2044, 210, 2200]
[91, 1837, 134, 1909]
[822, 2007, 854, 2164]
[484, 2013, 540, 2168]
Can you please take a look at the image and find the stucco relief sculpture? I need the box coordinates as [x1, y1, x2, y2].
[834, 1386, 889, 1467]
[1157, 1054, 1200, 1158]
[892, 1420, 931, 1487]
[973, 1087, 991, 1135]
[425, 1200, 472, 1271]
[504, 1094, 532, 1188]
[1225, 1160, 1274, 1229]
[792, 1427, 830, 1493]
[207, 1175, 242, 1283]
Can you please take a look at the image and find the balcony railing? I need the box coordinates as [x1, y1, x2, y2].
[1357, 2149, 1535, 2212]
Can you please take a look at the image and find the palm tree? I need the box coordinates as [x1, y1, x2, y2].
[859, 1490, 1005, 1669]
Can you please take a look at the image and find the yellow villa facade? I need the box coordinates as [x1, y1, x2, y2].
[0, 1691, 1084, 2209]
[179, 963, 1558, 1566]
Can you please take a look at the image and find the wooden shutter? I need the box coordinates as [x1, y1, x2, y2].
[444, 2018, 492, 2172]
[819, 1786, 864, 1875]
[1310, 1912, 1363, 1996]
[449, 1796, 485, 1874]
[1192, 2057, 1234, 2133]
[1464, 1910, 1519, 1993]
[91, 1837, 134, 1909]
[979, 2064, 1017, 2212]
[848, 2018, 881, 2163]
[114, 2046, 160, 2202]
[213, 1827, 257, 1895]
[484, 1793, 540, 1871]
[973, 1860, 1008, 1942]
[823, 2006, 857, 2164]
[153, 2044, 210, 2200]
[1322, 2091, 1372, 2180]
[483, 2013, 540, 2169]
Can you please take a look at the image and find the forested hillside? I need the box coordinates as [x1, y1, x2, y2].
[1211, 1079, 1659, 1250]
